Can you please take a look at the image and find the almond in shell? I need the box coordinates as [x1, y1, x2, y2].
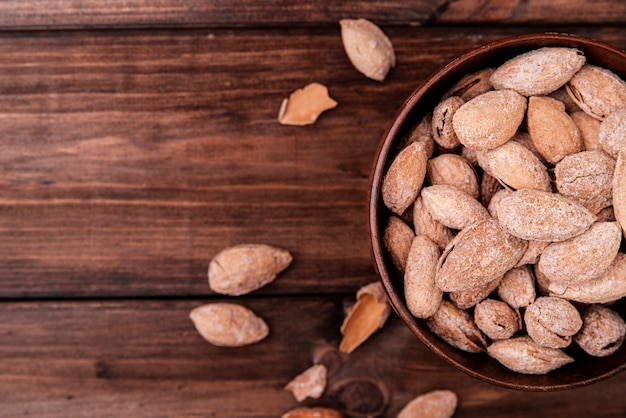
[614, 151, 626, 238]
[432, 96, 464, 149]
[282, 407, 344, 418]
[208, 244, 293, 296]
[524, 296, 582, 349]
[449, 275, 502, 310]
[382, 215, 415, 273]
[412, 196, 454, 249]
[566, 64, 626, 120]
[427, 153, 479, 199]
[497, 266, 536, 309]
[189, 303, 269, 347]
[339, 19, 395, 81]
[574, 305, 626, 357]
[452, 89, 527, 150]
[474, 298, 521, 340]
[527, 95, 583, 164]
[381, 142, 428, 215]
[397, 389, 458, 418]
[420, 184, 490, 231]
[404, 235, 443, 318]
[426, 300, 487, 353]
[493, 189, 596, 242]
[570, 111, 602, 151]
[443, 67, 495, 101]
[487, 336, 574, 374]
[489, 47, 586, 96]
[598, 106, 626, 159]
[436, 219, 527, 292]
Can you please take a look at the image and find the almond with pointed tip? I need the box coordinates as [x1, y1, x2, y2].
[278, 83, 338, 126]
[208, 243, 292, 296]
[487, 336, 574, 374]
[404, 235, 442, 318]
[397, 389, 458, 418]
[339, 18, 395, 81]
[566, 64, 626, 120]
[189, 303, 269, 347]
[427, 153, 479, 199]
[381, 141, 428, 215]
[420, 184, 489, 231]
[426, 300, 487, 353]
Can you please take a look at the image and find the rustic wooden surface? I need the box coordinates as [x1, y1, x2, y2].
[1, 1, 626, 417]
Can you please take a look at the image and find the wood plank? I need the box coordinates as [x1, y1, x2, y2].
[2, 27, 626, 298]
[1, 298, 625, 417]
[0, 0, 625, 30]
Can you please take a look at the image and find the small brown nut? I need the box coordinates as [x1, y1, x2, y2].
[570, 111, 602, 151]
[397, 389, 458, 418]
[427, 154, 479, 199]
[189, 303, 269, 347]
[382, 215, 415, 273]
[339, 282, 391, 354]
[282, 407, 344, 418]
[339, 18, 395, 81]
[426, 300, 487, 353]
[449, 275, 502, 310]
[537, 221, 622, 286]
[614, 151, 626, 239]
[599, 106, 626, 159]
[575, 305, 626, 357]
[431, 96, 464, 149]
[489, 47, 586, 96]
[476, 140, 551, 192]
[493, 189, 596, 242]
[278, 83, 338, 126]
[497, 266, 536, 309]
[404, 235, 443, 318]
[420, 184, 490, 230]
[546, 252, 626, 304]
[566, 64, 626, 120]
[208, 244, 293, 296]
[285, 364, 328, 402]
[524, 296, 582, 349]
[443, 67, 495, 101]
[487, 336, 574, 374]
[397, 113, 435, 158]
[381, 142, 428, 215]
[474, 298, 521, 340]
[412, 196, 454, 249]
[554, 150, 616, 214]
[452, 89, 527, 150]
[527, 95, 584, 164]
[436, 219, 527, 292]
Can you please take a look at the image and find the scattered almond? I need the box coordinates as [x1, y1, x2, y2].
[189, 303, 269, 347]
[278, 83, 337, 126]
[397, 389, 458, 418]
[339, 18, 395, 81]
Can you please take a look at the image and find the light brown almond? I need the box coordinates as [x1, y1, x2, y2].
[537, 221, 622, 286]
[614, 151, 626, 238]
[404, 235, 443, 318]
[570, 111, 602, 151]
[566, 64, 626, 120]
[381, 142, 428, 215]
[493, 189, 596, 242]
[443, 67, 495, 101]
[432, 96, 464, 149]
[436, 219, 527, 292]
[527, 95, 583, 164]
[396, 113, 435, 158]
[490, 47, 585, 96]
[477, 140, 552, 192]
[426, 300, 487, 353]
[285, 364, 328, 402]
[497, 266, 536, 308]
[382, 215, 415, 273]
[278, 83, 338, 126]
[397, 389, 458, 418]
[189, 303, 269, 347]
[427, 153, 479, 199]
[421, 184, 490, 230]
[515, 240, 549, 267]
[449, 275, 502, 310]
[474, 298, 521, 340]
[452, 89, 527, 150]
[487, 336, 574, 374]
[412, 196, 454, 249]
[339, 19, 395, 81]
[554, 150, 616, 214]
[574, 305, 626, 357]
[339, 282, 391, 354]
[208, 244, 292, 296]
[599, 106, 626, 159]
[282, 407, 344, 418]
[524, 296, 582, 349]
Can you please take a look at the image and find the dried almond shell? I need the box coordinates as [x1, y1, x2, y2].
[599, 107, 626, 159]
[420, 184, 490, 231]
[381, 142, 428, 216]
[575, 305, 626, 357]
[278, 83, 338, 126]
[474, 298, 521, 340]
[412, 196, 454, 249]
[339, 18, 395, 81]
[404, 235, 442, 318]
[189, 303, 269, 347]
[339, 282, 391, 354]
[397, 389, 458, 418]
[432, 96, 464, 149]
[382, 215, 415, 273]
[566, 64, 626, 120]
[449, 275, 502, 310]
[570, 111, 602, 151]
[497, 266, 536, 309]
[427, 153, 479, 199]
[208, 243, 292, 296]
[282, 408, 344, 418]
[487, 336, 574, 374]
[614, 151, 626, 239]
[443, 67, 495, 101]
[524, 296, 582, 349]
[285, 364, 328, 402]
[426, 300, 487, 353]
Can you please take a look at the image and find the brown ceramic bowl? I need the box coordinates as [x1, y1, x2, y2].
[369, 33, 626, 391]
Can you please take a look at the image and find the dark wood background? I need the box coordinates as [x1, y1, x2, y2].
[2, 1, 626, 416]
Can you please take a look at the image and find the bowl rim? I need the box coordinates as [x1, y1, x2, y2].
[368, 32, 626, 391]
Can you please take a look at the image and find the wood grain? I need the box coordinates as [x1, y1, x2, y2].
[0, 0, 625, 30]
[1, 298, 625, 417]
[2, 27, 626, 298]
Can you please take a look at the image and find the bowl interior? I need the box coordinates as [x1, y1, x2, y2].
[369, 33, 626, 391]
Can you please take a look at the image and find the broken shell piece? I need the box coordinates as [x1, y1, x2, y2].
[285, 364, 328, 402]
[339, 18, 395, 81]
[278, 83, 338, 126]
[397, 389, 458, 418]
[339, 282, 391, 354]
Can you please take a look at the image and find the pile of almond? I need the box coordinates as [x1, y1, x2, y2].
[381, 47, 626, 374]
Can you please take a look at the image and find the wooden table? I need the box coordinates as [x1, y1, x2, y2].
[2, 1, 626, 416]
